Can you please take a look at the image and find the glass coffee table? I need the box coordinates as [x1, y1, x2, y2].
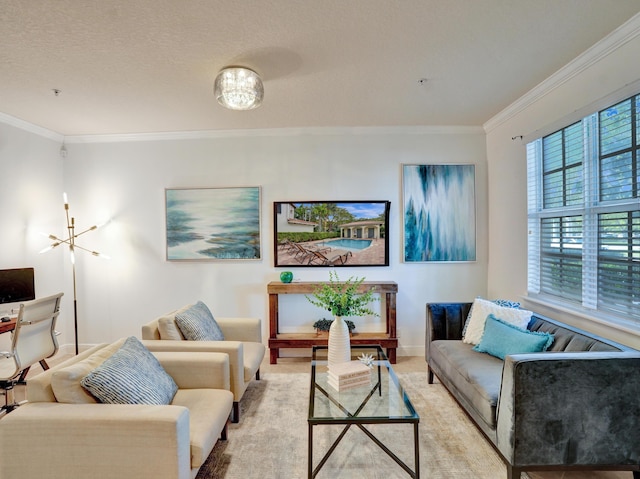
[308, 345, 420, 478]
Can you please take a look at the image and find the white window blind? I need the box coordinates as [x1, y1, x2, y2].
[527, 94, 640, 324]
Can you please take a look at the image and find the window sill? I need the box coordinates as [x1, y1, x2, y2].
[521, 294, 640, 346]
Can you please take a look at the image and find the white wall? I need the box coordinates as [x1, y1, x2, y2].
[485, 22, 640, 347]
[0, 121, 68, 349]
[58, 128, 488, 356]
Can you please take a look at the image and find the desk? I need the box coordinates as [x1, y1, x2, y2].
[0, 318, 50, 378]
[0, 318, 16, 335]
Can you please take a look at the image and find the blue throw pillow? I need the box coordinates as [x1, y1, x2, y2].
[491, 299, 521, 308]
[81, 336, 178, 405]
[473, 314, 554, 360]
[175, 301, 224, 341]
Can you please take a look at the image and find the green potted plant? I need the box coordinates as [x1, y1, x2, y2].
[306, 271, 379, 366]
[306, 271, 379, 317]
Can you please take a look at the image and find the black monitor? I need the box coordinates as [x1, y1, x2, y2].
[0, 268, 35, 304]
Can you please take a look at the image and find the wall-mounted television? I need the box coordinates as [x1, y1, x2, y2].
[273, 200, 390, 267]
[0, 268, 35, 304]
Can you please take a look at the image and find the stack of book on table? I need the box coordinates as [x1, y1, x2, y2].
[328, 360, 371, 391]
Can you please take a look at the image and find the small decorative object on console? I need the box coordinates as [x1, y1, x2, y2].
[279, 271, 293, 283]
[313, 318, 355, 335]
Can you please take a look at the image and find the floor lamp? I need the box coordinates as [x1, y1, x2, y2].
[40, 193, 108, 355]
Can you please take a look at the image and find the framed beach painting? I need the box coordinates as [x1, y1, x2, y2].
[273, 200, 390, 267]
[165, 187, 261, 261]
[403, 164, 476, 262]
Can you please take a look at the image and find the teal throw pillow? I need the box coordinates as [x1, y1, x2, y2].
[175, 301, 224, 341]
[473, 314, 554, 360]
[81, 336, 178, 405]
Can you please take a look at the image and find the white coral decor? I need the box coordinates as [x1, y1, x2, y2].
[358, 353, 375, 368]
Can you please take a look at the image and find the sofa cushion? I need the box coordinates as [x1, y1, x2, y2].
[243, 342, 266, 382]
[81, 337, 178, 405]
[51, 338, 126, 404]
[175, 301, 224, 341]
[528, 315, 624, 352]
[473, 314, 554, 359]
[172, 388, 233, 468]
[430, 340, 503, 429]
[463, 298, 532, 345]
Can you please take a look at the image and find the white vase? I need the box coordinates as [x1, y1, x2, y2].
[328, 316, 351, 368]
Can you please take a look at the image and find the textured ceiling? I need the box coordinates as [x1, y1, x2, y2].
[1, 0, 640, 136]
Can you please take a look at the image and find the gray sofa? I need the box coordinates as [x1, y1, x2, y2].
[426, 302, 640, 479]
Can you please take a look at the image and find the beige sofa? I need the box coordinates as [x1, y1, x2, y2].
[141, 307, 265, 423]
[0, 339, 233, 479]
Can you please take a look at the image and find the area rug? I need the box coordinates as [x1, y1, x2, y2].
[195, 370, 506, 479]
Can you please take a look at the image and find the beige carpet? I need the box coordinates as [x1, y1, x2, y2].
[196, 368, 503, 479]
[195, 359, 634, 479]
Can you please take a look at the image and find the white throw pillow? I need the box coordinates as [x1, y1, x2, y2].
[158, 316, 185, 340]
[462, 298, 532, 345]
[156, 304, 192, 340]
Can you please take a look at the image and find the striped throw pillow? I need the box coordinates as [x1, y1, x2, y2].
[175, 301, 224, 341]
[81, 336, 178, 405]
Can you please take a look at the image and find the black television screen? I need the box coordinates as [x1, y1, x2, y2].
[0, 268, 35, 304]
[273, 200, 390, 267]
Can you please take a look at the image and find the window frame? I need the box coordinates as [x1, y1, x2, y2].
[527, 94, 640, 327]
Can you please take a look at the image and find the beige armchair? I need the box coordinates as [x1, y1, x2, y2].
[141, 305, 265, 423]
[0, 339, 233, 479]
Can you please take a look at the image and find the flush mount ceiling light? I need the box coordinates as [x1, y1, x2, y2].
[214, 66, 264, 110]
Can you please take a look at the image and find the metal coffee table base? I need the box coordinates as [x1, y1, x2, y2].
[308, 420, 420, 478]
[308, 380, 419, 478]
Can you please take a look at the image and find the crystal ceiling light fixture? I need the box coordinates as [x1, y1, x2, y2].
[214, 66, 264, 110]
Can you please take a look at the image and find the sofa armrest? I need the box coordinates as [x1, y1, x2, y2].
[154, 351, 230, 391]
[497, 351, 640, 468]
[425, 303, 472, 366]
[142, 340, 245, 401]
[426, 303, 471, 343]
[216, 317, 262, 343]
[0, 402, 192, 479]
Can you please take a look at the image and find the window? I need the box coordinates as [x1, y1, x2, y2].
[527, 94, 640, 324]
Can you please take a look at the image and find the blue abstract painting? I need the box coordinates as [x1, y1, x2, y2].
[403, 164, 476, 262]
[166, 187, 261, 261]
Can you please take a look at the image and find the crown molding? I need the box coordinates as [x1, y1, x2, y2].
[0, 112, 63, 141]
[63, 125, 485, 144]
[0, 112, 484, 143]
[483, 12, 640, 134]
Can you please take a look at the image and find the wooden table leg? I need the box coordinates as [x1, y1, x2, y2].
[388, 348, 396, 364]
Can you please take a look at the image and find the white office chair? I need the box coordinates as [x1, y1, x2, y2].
[0, 292, 63, 415]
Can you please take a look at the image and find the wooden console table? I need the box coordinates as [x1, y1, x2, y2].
[267, 281, 398, 364]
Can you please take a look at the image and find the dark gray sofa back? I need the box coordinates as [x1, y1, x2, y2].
[528, 314, 631, 352]
[426, 302, 632, 355]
